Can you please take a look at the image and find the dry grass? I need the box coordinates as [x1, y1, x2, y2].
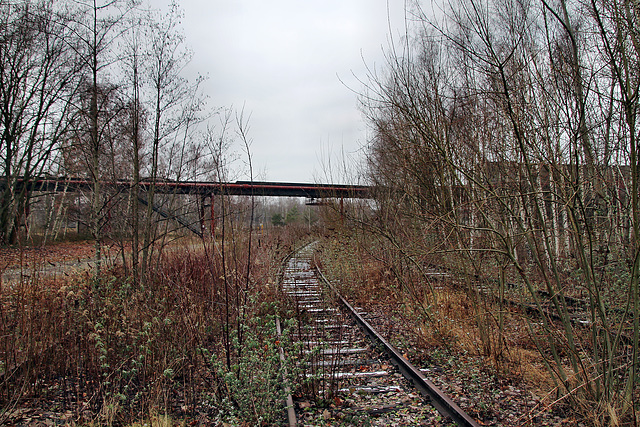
[0, 228, 307, 425]
[315, 235, 611, 424]
[0, 242, 220, 423]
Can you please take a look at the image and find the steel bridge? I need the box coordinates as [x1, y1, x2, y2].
[3, 177, 371, 237]
[11, 178, 371, 199]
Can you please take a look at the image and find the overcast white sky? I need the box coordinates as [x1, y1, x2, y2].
[147, 0, 407, 183]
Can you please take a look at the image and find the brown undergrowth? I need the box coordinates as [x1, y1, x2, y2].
[0, 229, 309, 426]
[315, 235, 594, 426]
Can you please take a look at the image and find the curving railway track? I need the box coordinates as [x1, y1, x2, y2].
[278, 244, 480, 426]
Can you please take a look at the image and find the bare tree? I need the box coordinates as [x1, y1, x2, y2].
[120, 13, 144, 282]
[64, 0, 138, 276]
[139, 2, 206, 276]
[0, 1, 79, 245]
[589, 0, 640, 410]
[361, 0, 640, 420]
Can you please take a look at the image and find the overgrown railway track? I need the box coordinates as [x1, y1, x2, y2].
[278, 244, 480, 426]
[425, 262, 635, 347]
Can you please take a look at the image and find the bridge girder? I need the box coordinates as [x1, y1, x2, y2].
[4, 178, 371, 199]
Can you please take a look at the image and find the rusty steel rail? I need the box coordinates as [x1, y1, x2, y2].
[276, 317, 297, 427]
[314, 267, 481, 427]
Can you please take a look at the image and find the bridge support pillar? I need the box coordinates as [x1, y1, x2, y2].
[210, 193, 215, 237]
[199, 195, 206, 236]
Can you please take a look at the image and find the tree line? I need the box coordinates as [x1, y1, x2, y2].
[0, 0, 236, 278]
[361, 0, 639, 421]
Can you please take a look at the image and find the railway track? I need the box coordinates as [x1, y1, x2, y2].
[278, 244, 480, 426]
[425, 262, 619, 331]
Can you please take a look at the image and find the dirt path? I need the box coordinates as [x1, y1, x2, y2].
[1, 238, 207, 285]
[1, 242, 111, 284]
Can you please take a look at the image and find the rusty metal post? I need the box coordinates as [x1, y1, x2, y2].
[210, 193, 215, 237]
[199, 195, 206, 236]
[23, 199, 31, 236]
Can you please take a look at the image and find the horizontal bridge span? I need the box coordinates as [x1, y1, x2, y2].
[9, 178, 371, 199]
